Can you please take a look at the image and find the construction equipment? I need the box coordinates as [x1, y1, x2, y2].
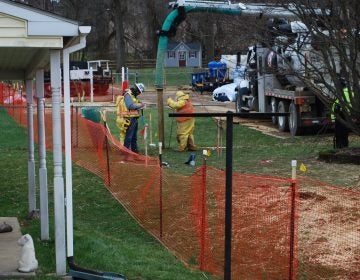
[234, 20, 333, 136]
[166, 0, 333, 136]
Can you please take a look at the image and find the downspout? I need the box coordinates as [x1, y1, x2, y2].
[63, 26, 91, 259]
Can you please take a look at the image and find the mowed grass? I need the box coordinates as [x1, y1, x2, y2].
[106, 106, 360, 188]
[0, 107, 216, 280]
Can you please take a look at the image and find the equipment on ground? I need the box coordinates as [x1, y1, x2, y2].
[44, 60, 113, 98]
[191, 61, 230, 93]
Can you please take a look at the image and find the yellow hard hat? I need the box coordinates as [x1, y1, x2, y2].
[176, 91, 189, 100]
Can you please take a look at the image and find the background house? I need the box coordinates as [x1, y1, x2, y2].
[165, 41, 202, 68]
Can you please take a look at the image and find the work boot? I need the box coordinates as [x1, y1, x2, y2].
[187, 136, 196, 151]
[187, 145, 198, 151]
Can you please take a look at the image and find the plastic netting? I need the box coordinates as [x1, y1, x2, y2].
[2, 84, 359, 279]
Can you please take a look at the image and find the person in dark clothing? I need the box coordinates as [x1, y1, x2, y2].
[331, 86, 352, 149]
[117, 83, 145, 152]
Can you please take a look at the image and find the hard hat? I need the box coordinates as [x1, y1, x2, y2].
[176, 91, 189, 100]
[135, 83, 145, 94]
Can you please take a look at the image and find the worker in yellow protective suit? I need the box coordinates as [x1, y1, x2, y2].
[167, 91, 197, 152]
[116, 95, 129, 145]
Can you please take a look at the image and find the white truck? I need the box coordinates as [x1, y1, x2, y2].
[236, 21, 332, 136]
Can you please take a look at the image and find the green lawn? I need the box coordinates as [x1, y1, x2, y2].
[106, 107, 360, 188]
[0, 107, 216, 280]
[113, 68, 194, 89]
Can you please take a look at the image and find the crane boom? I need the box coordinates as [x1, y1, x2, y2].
[169, 0, 325, 19]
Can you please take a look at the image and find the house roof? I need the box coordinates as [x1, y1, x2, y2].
[0, 0, 80, 79]
[168, 41, 201, 51]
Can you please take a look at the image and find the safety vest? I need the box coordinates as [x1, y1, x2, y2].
[117, 92, 141, 118]
[176, 101, 194, 122]
[331, 87, 352, 120]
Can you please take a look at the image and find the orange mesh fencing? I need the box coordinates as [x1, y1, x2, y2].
[3, 98, 360, 280]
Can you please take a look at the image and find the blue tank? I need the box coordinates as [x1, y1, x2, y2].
[208, 61, 218, 78]
[208, 61, 227, 79]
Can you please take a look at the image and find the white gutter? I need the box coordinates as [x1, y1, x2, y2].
[63, 25, 91, 258]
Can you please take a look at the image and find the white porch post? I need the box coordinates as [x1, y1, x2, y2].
[26, 79, 36, 214]
[50, 50, 66, 275]
[36, 69, 49, 241]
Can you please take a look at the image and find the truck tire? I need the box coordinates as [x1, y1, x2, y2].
[271, 97, 278, 124]
[277, 101, 289, 132]
[289, 102, 302, 136]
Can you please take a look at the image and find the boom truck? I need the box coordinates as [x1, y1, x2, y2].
[236, 20, 333, 136]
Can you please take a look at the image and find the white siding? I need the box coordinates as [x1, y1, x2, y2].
[0, 13, 26, 37]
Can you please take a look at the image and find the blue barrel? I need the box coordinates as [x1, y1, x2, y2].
[208, 61, 218, 78]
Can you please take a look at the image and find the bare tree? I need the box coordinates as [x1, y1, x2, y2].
[112, 0, 127, 72]
[272, 0, 360, 135]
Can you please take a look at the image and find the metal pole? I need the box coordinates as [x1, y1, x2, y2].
[159, 142, 163, 239]
[90, 67, 94, 102]
[289, 160, 297, 280]
[224, 112, 233, 280]
[104, 120, 111, 186]
[156, 87, 165, 147]
[200, 151, 207, 270]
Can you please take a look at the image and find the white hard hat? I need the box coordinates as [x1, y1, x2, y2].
[135, 83, 145, 94]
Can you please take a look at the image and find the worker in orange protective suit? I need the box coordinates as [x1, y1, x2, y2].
[167, 91, 197, 152]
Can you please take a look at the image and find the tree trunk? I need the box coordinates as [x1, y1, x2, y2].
[113, 0, 126, 72]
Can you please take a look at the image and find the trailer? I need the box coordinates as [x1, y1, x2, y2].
[191, 61, 230, 93]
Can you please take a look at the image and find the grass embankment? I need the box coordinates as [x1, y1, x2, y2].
[0, 107, 216, 280]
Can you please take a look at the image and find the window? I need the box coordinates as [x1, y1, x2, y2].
[168, 51, 175, 59]
[189, 51, 197, 59]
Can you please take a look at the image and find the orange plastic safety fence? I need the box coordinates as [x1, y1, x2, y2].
[3, 101, 360, 280]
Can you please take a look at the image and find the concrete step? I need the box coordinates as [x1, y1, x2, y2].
[0, 217, 35, 278]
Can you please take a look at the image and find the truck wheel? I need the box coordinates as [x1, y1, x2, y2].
[289, 102, 302, 136]
[277, 101, 289, 132]
[271, 97, 278, 124]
